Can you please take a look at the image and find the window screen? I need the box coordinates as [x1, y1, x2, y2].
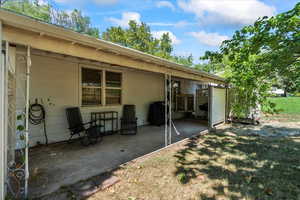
[106, 71, 122, 105]
[82, 68, 102, 106]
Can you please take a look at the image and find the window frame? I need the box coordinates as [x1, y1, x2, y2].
[105, 71, 123, 106]
[79, 65, 123, 107]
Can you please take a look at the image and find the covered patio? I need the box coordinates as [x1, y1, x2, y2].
[0, 9, 226, 200]
[28, 119, 207, 198]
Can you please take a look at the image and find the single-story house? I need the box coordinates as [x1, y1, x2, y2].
[0, 9, 227, 199]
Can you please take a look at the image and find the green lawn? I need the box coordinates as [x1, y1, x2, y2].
[269, 97, 300, 114]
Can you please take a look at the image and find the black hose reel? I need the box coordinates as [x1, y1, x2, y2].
[29, 99, 48, 145]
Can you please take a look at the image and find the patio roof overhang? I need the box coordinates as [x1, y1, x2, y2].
[0, 9, 225, 84]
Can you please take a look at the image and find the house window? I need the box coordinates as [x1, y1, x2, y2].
[106, 71, 122, 105]
[82, 68, 102, 106]
[81, 67, 122, 106]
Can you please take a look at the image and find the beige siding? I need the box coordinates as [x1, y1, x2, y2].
[16, 52, 164, 147]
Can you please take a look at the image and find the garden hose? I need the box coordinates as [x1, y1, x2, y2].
[29, 99, 48, 145]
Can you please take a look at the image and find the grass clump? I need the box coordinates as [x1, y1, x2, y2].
[177, 172, 187, 184]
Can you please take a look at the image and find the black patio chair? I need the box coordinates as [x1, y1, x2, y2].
[121, 105, 138, 135]
[66, 107, 103, 146]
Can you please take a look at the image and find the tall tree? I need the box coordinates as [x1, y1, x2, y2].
[172, 54, 193, 66]
[102, 20, 165, 56]
[2, 0, 100, 38]
[53, 9, 99, 37]
[157, 32, 173, 59]
[102, 26, 127, 45]
[202, 2, 300, 117]
[2, 0, 52, 22]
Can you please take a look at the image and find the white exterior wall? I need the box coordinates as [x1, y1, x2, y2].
[16, 52, 164, 147]
[210, 87, 226, 125]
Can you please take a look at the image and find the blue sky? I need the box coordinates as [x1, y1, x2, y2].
[46, 0, 298, 63]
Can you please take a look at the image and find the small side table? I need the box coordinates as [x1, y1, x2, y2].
[91, 111, 119, 135]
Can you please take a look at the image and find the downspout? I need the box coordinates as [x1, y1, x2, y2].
[0, 19, 5, 200]
[208, 84, 213, 130]
[24, 46, 31, 198]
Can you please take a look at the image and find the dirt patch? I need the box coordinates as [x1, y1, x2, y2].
[226, 121, 300, 137]
[263, 113, 300, 123]
[88, 122, 300, 200]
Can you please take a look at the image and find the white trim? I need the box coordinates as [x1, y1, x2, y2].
[24, 46, 31, 198]
[0, 20, 6, 200]
[105, 70, 123, 106]
[3, 41, 8, 199]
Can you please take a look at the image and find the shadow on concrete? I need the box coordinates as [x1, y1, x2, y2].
[30, 119, 207, 198]
[38, 166, 122, 200]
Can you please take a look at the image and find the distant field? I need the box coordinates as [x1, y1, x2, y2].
[269, 97, 300, 114]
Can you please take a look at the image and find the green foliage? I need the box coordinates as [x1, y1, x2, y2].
[202, 3, 300, 117]
[17, 125, 24, 131]
[53, 9, 99, 37]
[102, 21, 198, 65]
[294, 92, 300, 97]
[177, 172, 187, 184]
[2, 0, 99, 38]
[102, 20, 173, 59]
[171, 54, 193, 66]
[2, 0, 51, 22]
[158, 32, 173, 58]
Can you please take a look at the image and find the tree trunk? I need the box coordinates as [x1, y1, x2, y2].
[283, 88, 287, 97]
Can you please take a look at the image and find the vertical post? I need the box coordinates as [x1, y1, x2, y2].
[102, 70, 106, 106]
[3, 41, 8, 198]
[0, 20, 5, 200]
[208, 84, 213, 130]
[164, 74, 168, 147]
[225, 86, 229, 123]
[24, 46, 31, 198]
[168, 75, 172, 145]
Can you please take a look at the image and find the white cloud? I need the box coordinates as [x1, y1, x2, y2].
[148, 20, 196, 28]
[54, 0, 118, 5]
[36, 0, 48, 5]
[189, 31, 229, 47]
[178, 0, 276, 26]
[152, 31, 181, 45]
[108, 12, 141, 28]
[156, 1, 175, 11]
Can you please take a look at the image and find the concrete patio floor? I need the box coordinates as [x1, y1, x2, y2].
[28, 119, 207, 198]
